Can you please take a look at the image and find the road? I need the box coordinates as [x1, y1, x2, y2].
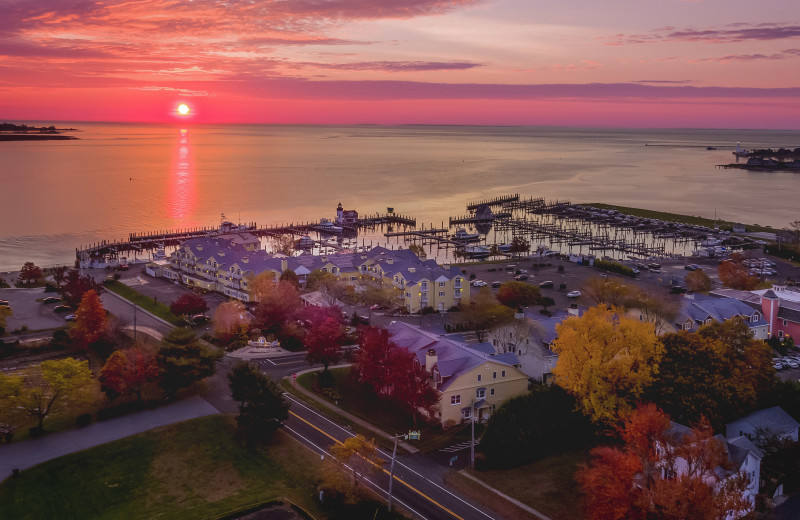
[281, 391, 499, 520]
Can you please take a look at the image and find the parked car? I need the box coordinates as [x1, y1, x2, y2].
[64, 314, 77, 321]
[42, 296, 61, 304]
[514, 274, 528, 281]
[773, 361, 784, 371]
[472, 280, 486, 287]
[54, 304, 72, 313]
[191, 314, 210, 324]
[539, 280, 554, 288]
[782, 358, 799, 369]
[567, 290, 581, 298]
[491, 281, 502, 288]
[0, 300, 9, 307]
[669, 286, 687, 294]
[631, 269, 640, 275]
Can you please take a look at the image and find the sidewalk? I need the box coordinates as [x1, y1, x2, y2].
[288, 365, 419, 453]
[0, 395, 219, 482]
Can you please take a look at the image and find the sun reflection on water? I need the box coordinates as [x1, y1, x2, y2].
[169, 128, 197, 221]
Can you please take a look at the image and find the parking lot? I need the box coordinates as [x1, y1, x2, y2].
[0, 287, 74, 333]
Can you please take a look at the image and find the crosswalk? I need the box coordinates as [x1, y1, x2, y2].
[439, 440, 478, 453]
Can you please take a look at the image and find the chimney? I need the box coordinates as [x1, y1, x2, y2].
[218, 250, 225, 257]
[322, 255, 328, 262]
[386, 257, 394, 264]
[442, 262, 450, 269]
[196, 245, 203, 251]
[408, 267, 415, 273]
[425, 349, 438, 373]
[361, 254, 367, 260]
[242, 256, 248, 264]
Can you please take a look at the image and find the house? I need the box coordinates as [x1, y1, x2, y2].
[335, 202, 358, 226]
[726, 406, 800, 444]
[670, 293, 769, 339]
[300, 290, 345, 309]
[712, 285, 800, 341]
[663, 422, 762, 518]
[386, 321, 529, 427]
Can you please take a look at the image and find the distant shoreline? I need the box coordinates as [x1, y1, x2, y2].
[0, 134, 79, 141]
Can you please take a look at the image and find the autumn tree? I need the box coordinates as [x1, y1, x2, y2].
[324, 434, 384, 502]
[487, 319, 533, 354]
[306, 269, 347, 305]
[212, 300, 250, 342]
[169, 292, 208, 317]
[390, 348, 438, 426]
[228, 361, 289, 444]
[462, 287, 515, 342]
[509, 235, 530, 255]
[19, 261, 42, 285]
[279, 269, 300, 288]
[685, 269, 712, 293]
[69, 289, 109, 349]
[578, 404, 752, 520]
[408, 243, 426, 259]
[269, 234, 295, 256]
[11, 358, 93, 430]
[551, 305, 663, 425]
[0, 375, 24, 440]
[354, 327, 394, 393]
[157, 328, 221, 399]
[50, 265, 69, 287]
[582, 277, 633, 307]
[627, 288, 681, 335]
[496, 281, 541, 310]
[0, 306, 11, 332]
[305, 315, 345, 373]
[99, 346, 159, 402]
[718, 253, 758, 290]
[254, 280, 301, 333]
[58, 269, 103, 307]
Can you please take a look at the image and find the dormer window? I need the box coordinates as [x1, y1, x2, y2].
[751, 313, 759, 323]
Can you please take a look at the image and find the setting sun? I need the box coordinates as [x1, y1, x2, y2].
[177, 103, 190, 116]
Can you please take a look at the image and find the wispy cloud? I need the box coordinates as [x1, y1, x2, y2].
[689, 48, 800, 63]
[296, 60, 483, 72]
[609, 23, 800, 45]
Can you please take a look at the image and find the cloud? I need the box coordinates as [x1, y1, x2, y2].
[609, 23, 800, 45]
[296, 60, 483, 72]
[133, 86, 213, 96]
[633, 80, 694, 84]
[689, 48, 800, 63]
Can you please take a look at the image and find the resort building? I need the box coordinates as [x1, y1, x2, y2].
[669, 293, 769, 339]
[712, 285, 800, 341]
[386, 321, 528, 427]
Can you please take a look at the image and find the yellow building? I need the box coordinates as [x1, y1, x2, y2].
[387, 321, 529, 427]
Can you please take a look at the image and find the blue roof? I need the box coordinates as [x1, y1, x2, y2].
[677, 294, 768, 328]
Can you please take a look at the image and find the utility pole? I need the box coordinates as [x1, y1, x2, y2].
[470, 399, 476, 469]
[133, 276, 144, 343]
[387, 434, 400, 512]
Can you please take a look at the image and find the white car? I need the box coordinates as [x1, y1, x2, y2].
[783, 358, 799, 369]
[472, 280, 486, 287]
[567, 290, 581, 298]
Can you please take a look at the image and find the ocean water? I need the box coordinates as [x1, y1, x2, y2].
[0, 123, 798, 271]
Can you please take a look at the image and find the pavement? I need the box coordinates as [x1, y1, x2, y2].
[0, 395, 219, 482]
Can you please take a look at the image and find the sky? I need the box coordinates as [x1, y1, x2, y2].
[1, 0, 799, 128]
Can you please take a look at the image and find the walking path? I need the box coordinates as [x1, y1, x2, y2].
[0, 395, 219, 482]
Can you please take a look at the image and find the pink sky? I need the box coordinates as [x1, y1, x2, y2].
[1, 0, 799, 128]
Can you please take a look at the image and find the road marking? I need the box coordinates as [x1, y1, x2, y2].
[263, 358, 276, 365]
[289, 411, 466, 520]
[285, 394, 494, 520]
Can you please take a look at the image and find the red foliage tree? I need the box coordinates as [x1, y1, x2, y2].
[59, 269, 103, 307]
[355, 327, 393, 393]
[99, 346, 159, 402]
[19, 262, 42, 285]
[70, 289, 108, 349]
[255, 280, 301, 333]
[496, 281, 541, 310]
[169, 293, 208, 316]
[718, 253, 758, 290]
[305, 315, 345, 372]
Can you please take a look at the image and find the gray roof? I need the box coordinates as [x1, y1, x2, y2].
[676, 294, 768, 328]
[727, 406, 800, 437]
[386, 321, 519, 391]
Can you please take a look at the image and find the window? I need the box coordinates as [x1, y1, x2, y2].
[784, 319, 789, 326]
[490, 388, 495, 396]
[451, 394, 461, 405]
[477, 374, 482, 382]
[751, 313, 759, 323]
[439, 282, 445, 287]
[454, 289, 462, 298]
[439, 291, 445, 297]
[704, 318, 713, 325]
[476, 388, 485, 399]
[779, 331, 784, 338]
[492, 371, 497, 379]
[501, 370, 506, 378]
[462, 408, 471, 419]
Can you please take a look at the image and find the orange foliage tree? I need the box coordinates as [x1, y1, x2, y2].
[718, 253, 758, 290]
[212, 300, 250, 342]
[70, 289, 108, 348]
[99, 346, 159, 402]
[578, 404, 752, 520]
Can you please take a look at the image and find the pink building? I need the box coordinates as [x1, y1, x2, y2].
[713, 285, 800, 341]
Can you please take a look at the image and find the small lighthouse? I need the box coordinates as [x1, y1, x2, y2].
[336, 202, 344, 225]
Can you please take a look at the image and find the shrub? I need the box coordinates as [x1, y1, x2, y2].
[420, 306, 435, 315]
[469, 273, 476, 280]
[558, 265, 564, 272]
[29, 427, 44, 439]
[76, 413, 92, 427]
[594, 259, 635, 277]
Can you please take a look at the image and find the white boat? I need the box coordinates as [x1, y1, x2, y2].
[452, 227, 481, 243]
[464, 245, 491, 258]
[314, 218, 343, 234]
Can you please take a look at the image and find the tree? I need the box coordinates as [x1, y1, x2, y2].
[50, 266, 69, 287]
[212, 300, 250, 342]
[685, 270, 712, 293]
[389, 348, 438, 426]
[408, 243, 426, 259]
[169, 293, 208, 317]
[550, 305, 663, 425]
[157, 328, 221, 399]
[479, 385, 594, 468]
[718, 253, 758, 290]
[328, 435, 383, 496]
[254, 280, 301, 333]
[99, 346, 159, 402]
[487, 318, 533, 354]
[228, 361, 289, 444]
[12, 358, 93, 430]
[19, 261, 42, 285]
[582, 277, 633, 307]
[0, 374, 24, 441]
[509, 235, 530, 255]
[496, 281, 541, 310]
[279, 269, 300, 288]
[305, 315, 345, 373]
[578, 404, 752, 520]
[0, 306, 11, 332]
[270, 234, 295, 256]
[627, 289, 681, 335]
[306, 269, 347, 305]
[69, 289, 108, 349]
[354, 327, 394, 394]
[58, 269, 102, 307]
[462, 287, 515, 342]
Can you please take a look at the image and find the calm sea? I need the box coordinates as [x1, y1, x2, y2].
[1, 123, 798, 271]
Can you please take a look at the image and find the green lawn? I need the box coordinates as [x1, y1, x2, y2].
[463, 449, 588, 520]
[585, 203, 777, 234]
[0, 415, 325, 520]
[103, 280, 184, 326]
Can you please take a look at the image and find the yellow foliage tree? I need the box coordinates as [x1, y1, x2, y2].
[212, 300, 250, 341]
[323, 434, 384, 503]
[0, 305, 11, 331]
[551, 305, 664, 425]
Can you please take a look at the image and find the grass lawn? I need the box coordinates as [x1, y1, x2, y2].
[103, 280, 184, 326]
[0, 415, 326, 520]
[586, 203, 777, 234]
[460, 450, 588, 520]
[295, 367, 480, 453]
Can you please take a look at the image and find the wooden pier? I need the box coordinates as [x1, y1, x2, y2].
[466, 194, 519, 211]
